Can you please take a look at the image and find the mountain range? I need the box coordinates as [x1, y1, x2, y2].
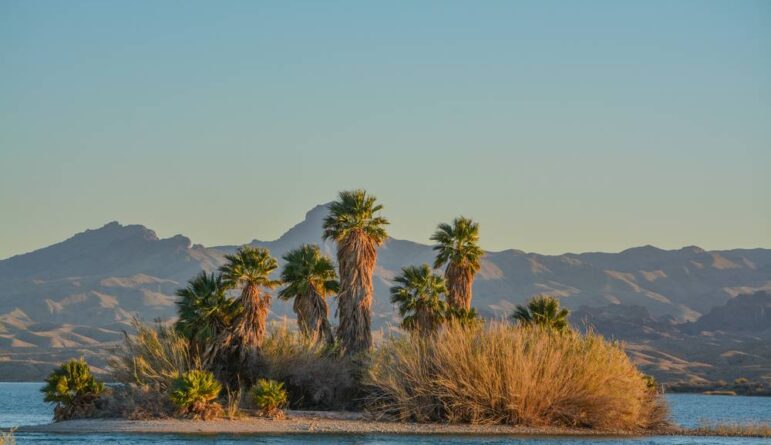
[1, 204, 770, 382]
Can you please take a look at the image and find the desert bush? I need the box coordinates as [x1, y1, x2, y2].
[169, 370, 223, 420]
[251, 379, 288, 419]
[109, 319, 200, 391]
[259, 323, 357, 410]
[41, 359, 105, 421]
[94, 383, 174, 419]
[224, 387, 243, 419]
[365, 321, 669, 431]
[0, 428, 14, 445]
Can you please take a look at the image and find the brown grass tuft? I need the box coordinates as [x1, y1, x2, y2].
[109, 319, 200, 391]
[0, 428, 14, 445]
[689, 422, 771, 438]
[365, 321, 669, 431]
[260, 322, 358, 410]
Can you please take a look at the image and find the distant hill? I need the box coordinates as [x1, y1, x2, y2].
[571, 293, 771, 383]
[1, 203, 770, 381]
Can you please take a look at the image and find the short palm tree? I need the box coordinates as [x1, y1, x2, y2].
[175, 271, 239, 350]
[216, 246, 280, 386]
[511, 295, 570, 332]
[279, 244, 339, 344]
[431, 217, 484, 310]
[322, 189, 389, 356]
[390, 264, 448, 333]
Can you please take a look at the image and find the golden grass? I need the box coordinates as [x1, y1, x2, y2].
[260, 322, 357, 410]
[109, 319, 200, 391]
[689, 422, 771, 438]
[0, 429, 14, 445]
[365, 322, 669, 431]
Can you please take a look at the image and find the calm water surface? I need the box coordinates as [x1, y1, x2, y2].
[1, 383, 769, 444]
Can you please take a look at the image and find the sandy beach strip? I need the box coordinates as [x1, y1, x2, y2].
[19, 411, 658, 436]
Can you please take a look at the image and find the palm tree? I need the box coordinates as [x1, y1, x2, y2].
[216, 246, 280, 386]
[430, 217, 484, 310]
[390, 264, 448, 333]
[175, 271, 239, 350]
[511, 295, 570, 332]
[278, 244, 339, 344]
[322, 189, 389, 356]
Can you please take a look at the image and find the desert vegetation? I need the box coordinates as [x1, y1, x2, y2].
[365, 322, 668, 430]
[39, 188, 669, 432]
[689, 422, 771, 438]
[169, 370, 223, 420]
[0, 429, 14, 445]
[41, 359, 105, 421]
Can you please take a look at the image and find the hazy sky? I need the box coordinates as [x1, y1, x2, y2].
[1, 0, 769, 259]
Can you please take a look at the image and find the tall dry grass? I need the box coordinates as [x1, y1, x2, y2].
[365, 322, 668, 431]
[0, 428, 14, 445]
[109, 319, 200, 391]
[103, 320, 202, 419]
[259, 322, 357, 410]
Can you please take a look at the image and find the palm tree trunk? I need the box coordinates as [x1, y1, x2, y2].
[336, 231, 377, 356]
[446, 264, 474, 310]
[294, 288, 333, 344]
[215, 284, 270, 388]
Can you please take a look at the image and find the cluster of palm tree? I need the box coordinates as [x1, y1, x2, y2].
[175, 188, 571, 388]
[174, 190, 389, 386]
[390, 216, 485, 333]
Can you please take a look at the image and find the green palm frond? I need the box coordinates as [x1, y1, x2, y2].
[175, 271, 240, 343]
[430, 216, 484, 271]
[390, 264, 448, 332]
[220, 246, 281, 290]
[322, 189, 389, 244]
[278, 244, 338, 301]
[511, 295, 570, 332]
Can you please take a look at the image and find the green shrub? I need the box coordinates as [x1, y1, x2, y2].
[365, 321, 669, 430]
[251, 379, 288, 419]
[41, 359, 105, 421]
[169, 370, 223, 420]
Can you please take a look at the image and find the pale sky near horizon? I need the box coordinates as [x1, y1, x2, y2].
[1, 0, 769, 259]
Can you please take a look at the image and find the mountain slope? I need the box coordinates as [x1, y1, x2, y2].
[1, 204, 770, 381]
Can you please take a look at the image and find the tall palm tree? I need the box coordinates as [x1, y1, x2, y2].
[430, 217, 484, 310]
[390, 264, 448, 333]
[278, 244, 339, 344]
[217, 246, 280, 386]
[175, 271, 239, 349]
[322, 189, 389, 356]
[511, 295, 570, 332]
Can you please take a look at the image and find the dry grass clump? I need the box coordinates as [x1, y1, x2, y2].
[0, 429, 14, 445]
[95, 384, 174, 419]
[259, 322, 357, 410]
[103, 320, 202, 419]
[365, 322, 669, 431]
[689, 422, 771, 438]
[109, 319, 200, 391]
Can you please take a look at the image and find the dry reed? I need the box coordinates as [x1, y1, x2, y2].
[109, 319, 200, 391]
[365, 321, 669, 431]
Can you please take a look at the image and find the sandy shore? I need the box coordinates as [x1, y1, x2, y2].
[20, 411, 660, 436]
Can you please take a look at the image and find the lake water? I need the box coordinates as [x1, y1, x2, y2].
[1, 383, 770, 444]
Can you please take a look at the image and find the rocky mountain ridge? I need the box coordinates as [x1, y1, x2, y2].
[1, 203, 770, 381]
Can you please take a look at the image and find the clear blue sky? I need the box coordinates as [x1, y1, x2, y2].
[1, 0, 769, 258]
